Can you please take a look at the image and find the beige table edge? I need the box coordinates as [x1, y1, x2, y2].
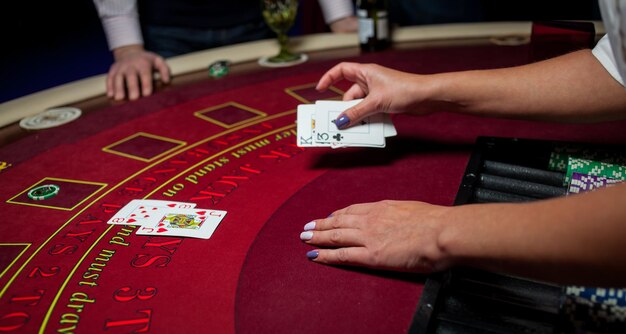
[0, 21, 604, 128]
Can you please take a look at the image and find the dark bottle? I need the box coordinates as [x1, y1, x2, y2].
[357, 0, 390, 52]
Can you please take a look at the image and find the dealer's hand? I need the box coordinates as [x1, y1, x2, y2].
[316, 62, 433, 129]
[300, 200, 454, 273]
[107, 44, 171, 101]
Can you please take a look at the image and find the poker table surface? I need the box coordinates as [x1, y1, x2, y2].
[2, 23, 625, 333]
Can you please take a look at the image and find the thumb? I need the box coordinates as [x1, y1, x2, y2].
[334, 98, 378, 129]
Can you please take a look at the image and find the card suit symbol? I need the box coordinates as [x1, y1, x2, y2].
[157, 228, 167, 233]
[360, 120, 367, 125]
[130, 214, 136, 217]
[196, 210, 206, 215]
[128, 219, 137, 223]
[198, 216, 206, 220]
[167, 204, 176, 208]
[140, 210, 147, 214]
[143, 215, 150, 218]
[152, 207, 158, 210]
[139, 206, 145, 209]
[158, 222, 165, 227]
[333, 134, 343, 142]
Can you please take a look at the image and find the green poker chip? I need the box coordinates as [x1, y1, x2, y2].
[208, 60, 230, 78]
[27, 184, 60, 200]
[565, 157, 626, 184]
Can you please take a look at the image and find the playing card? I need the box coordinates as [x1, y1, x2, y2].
[315, 100, 385, 147]
[329, 114, 395, 148]
[383, 114, 397, 138]
[296, 104, 316, 147]
[107, 199, 197, 225]
[296, 99, 397, 148]
[135, 208, 227, 239]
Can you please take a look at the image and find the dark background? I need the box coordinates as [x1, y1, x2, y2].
[1, 1, 111, 103]
[0, 0, 600, 104]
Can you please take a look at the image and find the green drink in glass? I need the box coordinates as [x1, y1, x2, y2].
[260, 0, 306, 66]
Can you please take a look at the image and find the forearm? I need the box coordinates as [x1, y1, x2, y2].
[440, 183, 626, 286]
[424, 49, 626, 122]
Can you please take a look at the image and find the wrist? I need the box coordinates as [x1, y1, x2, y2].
[404, 73, 452, 114]
[435, 203, 514, 270]
[423, 72, 455, 105]
[412, 71, 479, 115]
[113, 44, 146, 61]
[432, 205, 463, 270]
[329, 16, 358, 33]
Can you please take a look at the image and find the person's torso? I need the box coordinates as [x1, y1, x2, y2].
[138, 0, 263, 28]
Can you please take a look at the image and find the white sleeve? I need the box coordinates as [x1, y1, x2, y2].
[593, 35, 625, 86]
[317, 0, 354, 24]
[93, 0, 143, 50]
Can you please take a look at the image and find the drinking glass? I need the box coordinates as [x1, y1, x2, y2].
[260, 0, 303, 64]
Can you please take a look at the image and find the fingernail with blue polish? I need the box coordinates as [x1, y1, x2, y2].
[306, 250, 319, 260]
[303, 221, 316, 231]
[334, 115, 350, 129]
[300, 231, 313, 241]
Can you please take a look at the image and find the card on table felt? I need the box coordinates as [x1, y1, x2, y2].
[135, 208, 227, 239]
[107, 199, 197, 225]
[296, 99, 396, 148]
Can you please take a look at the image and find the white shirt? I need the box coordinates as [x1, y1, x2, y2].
[318, 0, 353, 25]
[593, 0, 626, 86]
[93, 0, 143, 50]
[93, 0, 354, 51]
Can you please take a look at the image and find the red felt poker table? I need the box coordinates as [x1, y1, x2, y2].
[1, 23, 625, 333]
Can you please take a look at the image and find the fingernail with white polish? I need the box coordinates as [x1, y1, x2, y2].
[300, 231, 313, 241]
[303, 221, 316, 231]
[306, 250, 319, 260]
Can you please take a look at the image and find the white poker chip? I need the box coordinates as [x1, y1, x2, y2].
[489, 35, 530, 46]
[258, 53, 308, 68]
[19, 107, 82, 130]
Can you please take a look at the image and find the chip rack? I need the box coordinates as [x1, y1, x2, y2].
[410, 136, 626, 333]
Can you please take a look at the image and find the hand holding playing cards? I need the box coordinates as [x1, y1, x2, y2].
[300, 200, 453, 273]
[316, 62, 431, 129]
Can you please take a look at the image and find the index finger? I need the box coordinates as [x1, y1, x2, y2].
[335, 98, 379, 129]
[316, 62, 361, 91]
[306, 213, 362, 232]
